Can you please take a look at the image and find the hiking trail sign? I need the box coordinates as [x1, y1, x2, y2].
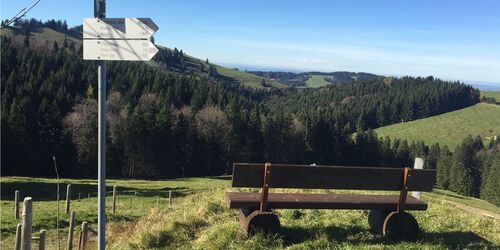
[83, 3, 159, 248]
[83, 18, 159, 61]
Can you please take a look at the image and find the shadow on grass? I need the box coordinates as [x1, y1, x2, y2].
[205, 175, 232, 181]
[1, 182, 188, 201]
[281, 226, 494, 248]
[423, 231, 494, 249]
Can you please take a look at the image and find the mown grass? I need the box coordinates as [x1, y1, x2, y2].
[374, 103, 500, 148]
[305, 75, 332, 88]
[1, 177, 499, 249]
[216, 66, 287, 89]
[480, 91, 500, 100]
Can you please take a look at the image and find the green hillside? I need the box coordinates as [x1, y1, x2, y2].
[305, 74, 332, 88]
[1, 177, 498, 249]
[481, 91, 500, 100]
[374, 103, 500, 148]
[216, 66, 287, 89]
[2, 26, 285, 90]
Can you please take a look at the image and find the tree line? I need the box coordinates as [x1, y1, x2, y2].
[2, 24, 496, 205]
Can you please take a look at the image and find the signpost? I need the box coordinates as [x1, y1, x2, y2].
[84, 1, 159, 249]
[83, 18, 158, 39]
[83, 39, 159, 61]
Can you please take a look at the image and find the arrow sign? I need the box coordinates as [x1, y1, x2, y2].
[83, 18, 158, 39]
[83, 39, 159, 61]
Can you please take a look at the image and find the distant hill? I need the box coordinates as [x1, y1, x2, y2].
[374, 103, 500, 148]
[2, 25, 282, 90]
[481, 91, 500, 100]
[248, 71, 382, 88]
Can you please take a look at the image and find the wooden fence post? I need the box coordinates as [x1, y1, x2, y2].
[78, 193, 81, 202]
[15, 223, 22, 250]
[79, 222, 88, 250]
[66, 184, 71, 214]
[21, 197, 32, 250]
[15, 190, 20, 220]
[168, 190, 172, 206]
[412, 158, 424, 199]
[112, 185, 117, 213]
[87, 194, 90, 203]
[67, 211, 76, 250]
[38, 230, 46, 250]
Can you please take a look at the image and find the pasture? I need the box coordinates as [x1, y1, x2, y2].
[216, 66, 287, 89]
[1, 176, 499, 249]
[374, 103, 500, 148]
[305, 74, 332, 88]
[481, 91, 500, 100]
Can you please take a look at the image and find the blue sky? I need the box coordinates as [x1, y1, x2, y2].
[2, 0, 500, 84]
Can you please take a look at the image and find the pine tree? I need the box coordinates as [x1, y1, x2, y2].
[436, 146, 452, 189]
[480, 148, 500, 205]
[427, 143, 441, 169]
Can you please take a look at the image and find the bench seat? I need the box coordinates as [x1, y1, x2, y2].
[226, 192, 428, 210]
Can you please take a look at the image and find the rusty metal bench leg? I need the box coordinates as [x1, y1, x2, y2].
[368, 209, 391, 234]
[382, 167, 421, 241]
[240, 209, 281, 236]
[239, 208, 256, 231]
[382, 211, 420, 241]
[240, 162, 281, 236]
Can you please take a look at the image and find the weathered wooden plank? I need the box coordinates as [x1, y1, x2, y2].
[225, 192, 428, 210]
[231, 163, 435, 191]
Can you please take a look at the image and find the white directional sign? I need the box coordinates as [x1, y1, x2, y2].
[83, 18, 158, 39]
[83, 39, 159, 61]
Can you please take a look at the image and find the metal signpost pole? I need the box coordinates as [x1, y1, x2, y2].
[95, 0, 106, 249]
[84, 3, 158, 248]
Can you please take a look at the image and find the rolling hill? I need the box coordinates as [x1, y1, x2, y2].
[481, 91, 500, 100]
[374, 103, 500, 148]
[2, 26, 282, 90]
[249, 71, 382, 88]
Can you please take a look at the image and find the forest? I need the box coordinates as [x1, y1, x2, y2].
[1, 20, 498, 206]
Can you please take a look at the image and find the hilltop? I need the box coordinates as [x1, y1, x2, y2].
[248, 71, 381, 88]
[374, 103, 500, 148]
[1, 25, 284, 90]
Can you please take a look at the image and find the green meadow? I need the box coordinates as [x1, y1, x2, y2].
[374, 103, 500, 148]
[1, 176, 498, 249]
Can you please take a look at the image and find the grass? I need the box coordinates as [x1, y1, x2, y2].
[425, 189, 500, 214]
[481, 91, 500, 100]
[305, 75, 332, 88]
[1, 176, 499, 249]
[216, 66, 287, 89]
[374, 103, 500, 148]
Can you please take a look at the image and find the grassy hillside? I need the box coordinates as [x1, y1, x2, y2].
[305, 75, 332, 88]
[2, 26, 286, 90]
[216, 66, 287, 89]
[481, 91, 500, 100]
[374, 104, 500, 148]
[1, 177, 498, 249]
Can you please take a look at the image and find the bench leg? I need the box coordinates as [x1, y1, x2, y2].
[382, 211, 421, 241]
[368, 209, 391, 234]
[239, 209, 281, 236]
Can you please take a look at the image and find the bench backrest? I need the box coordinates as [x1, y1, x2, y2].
[232, 163, 436, 192]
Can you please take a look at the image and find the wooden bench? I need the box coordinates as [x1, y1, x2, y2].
[225, 163, 436, 241]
